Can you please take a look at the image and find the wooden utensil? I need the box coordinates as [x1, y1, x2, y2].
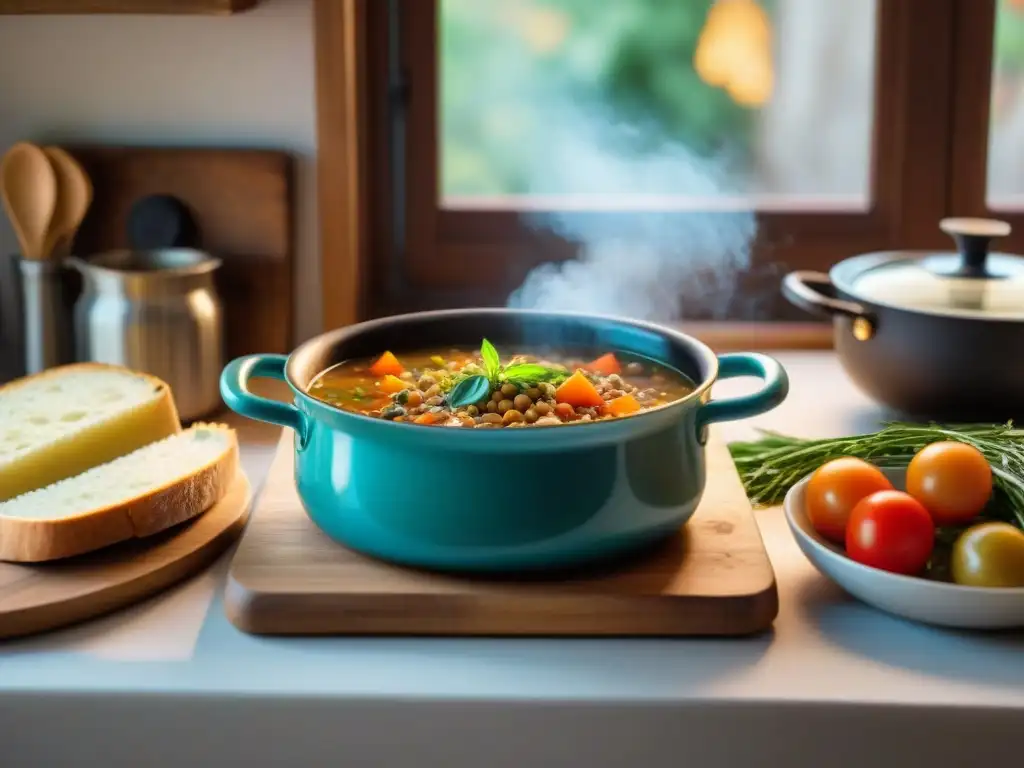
[0, 142, 57, 260]
[42, 145, 93, 259]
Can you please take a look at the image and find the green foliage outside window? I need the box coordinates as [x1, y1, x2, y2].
[440, 0, 760, 196]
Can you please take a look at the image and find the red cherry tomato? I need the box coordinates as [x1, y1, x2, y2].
[906, 441, 992, 526]
[805, 457, 894, 543]
[845, 490, 935, 575]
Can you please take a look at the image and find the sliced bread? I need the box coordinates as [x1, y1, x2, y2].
[0, 363, 181, 502]
[0, 423, 238, 562]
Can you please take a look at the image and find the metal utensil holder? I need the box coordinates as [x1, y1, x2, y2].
[14, 256, 74, 375]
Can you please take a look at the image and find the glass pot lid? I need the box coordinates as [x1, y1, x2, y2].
[845, 218, 1024, 320]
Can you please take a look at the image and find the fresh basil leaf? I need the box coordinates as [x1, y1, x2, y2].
[446, 375, 491, 408]
[501, 363, 564, 382]
[480, 338, 501, 382]
[501, 363, 544, 379]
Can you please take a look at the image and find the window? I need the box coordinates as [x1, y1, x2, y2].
[440, 0, 875, 208]
[989, 0, 1024, 209]
[338, 0, 994, 327]
[946, 0, 1024, 248]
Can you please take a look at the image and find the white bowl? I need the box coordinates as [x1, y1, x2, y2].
[783, 468, 1024, 629]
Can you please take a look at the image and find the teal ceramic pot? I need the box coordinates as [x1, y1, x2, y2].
[220, 309, 788, 573]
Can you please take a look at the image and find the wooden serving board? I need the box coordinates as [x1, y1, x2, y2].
[225, 435, 778, 637]
[0, 471, 252, 640]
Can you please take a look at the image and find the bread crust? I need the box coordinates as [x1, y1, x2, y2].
[0, 425, 239, 563]
[0, 361, 170, 395]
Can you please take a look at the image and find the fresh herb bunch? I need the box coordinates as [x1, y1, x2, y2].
[728, 421, 1024, 531]
[446, 339, 569, 408]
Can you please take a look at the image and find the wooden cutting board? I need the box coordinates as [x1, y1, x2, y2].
[225, 434, 778, 637]
[1, 146, 294, 381]
[68, 146, 294, 360]
[0, 471, 252, 640]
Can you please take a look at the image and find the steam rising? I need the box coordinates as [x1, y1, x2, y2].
[506, 104, 757, 322]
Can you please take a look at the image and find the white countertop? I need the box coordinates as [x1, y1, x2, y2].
[2, 352, 1021, 767]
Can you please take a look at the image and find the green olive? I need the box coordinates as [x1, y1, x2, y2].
[951, 522, 1024, 588]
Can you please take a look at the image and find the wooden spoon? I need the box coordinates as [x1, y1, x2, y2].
[42, 146, 93, 259]
[0, 142, 57, 260]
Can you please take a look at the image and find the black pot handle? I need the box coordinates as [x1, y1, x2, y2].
[782, 271, 869, 320]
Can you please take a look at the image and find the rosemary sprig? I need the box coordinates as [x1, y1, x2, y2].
[728, 421, 1024, 531]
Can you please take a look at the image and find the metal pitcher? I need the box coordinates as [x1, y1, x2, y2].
[69, 248, 224, 422]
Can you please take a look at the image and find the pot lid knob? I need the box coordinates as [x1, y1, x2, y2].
[938, 217, 1011, 279]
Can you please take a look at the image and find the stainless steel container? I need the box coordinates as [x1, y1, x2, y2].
[16, 257, 73, 375]
[69, 248, 224, 421]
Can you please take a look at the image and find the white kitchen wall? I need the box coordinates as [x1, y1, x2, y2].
[0, 0, 320, 341]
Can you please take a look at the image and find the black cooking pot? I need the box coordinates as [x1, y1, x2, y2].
[783, 218, 1024, 422]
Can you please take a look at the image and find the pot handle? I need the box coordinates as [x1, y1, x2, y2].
[696, 353, 789, 431]
[782, 270, 869, 319]
[220, 354, 307, 443]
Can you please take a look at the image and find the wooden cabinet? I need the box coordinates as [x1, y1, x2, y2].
[0, 0, 258, 14]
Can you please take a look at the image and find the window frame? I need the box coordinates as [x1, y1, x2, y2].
[316, 0, 372, 329]
[317, 0, 983, 341]
[947, 0, 1024, 251]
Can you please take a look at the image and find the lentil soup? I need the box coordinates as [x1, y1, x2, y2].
[307, 339, 696, 429]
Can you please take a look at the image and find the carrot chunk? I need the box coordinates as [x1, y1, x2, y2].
[606, 394, 641, 416]
[587, 353, 621, 376]
[377, 374, 406, 394]
[414, 412, 441, 425]
[555, 371, 605, 408]
[369, 351, 404, 377]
